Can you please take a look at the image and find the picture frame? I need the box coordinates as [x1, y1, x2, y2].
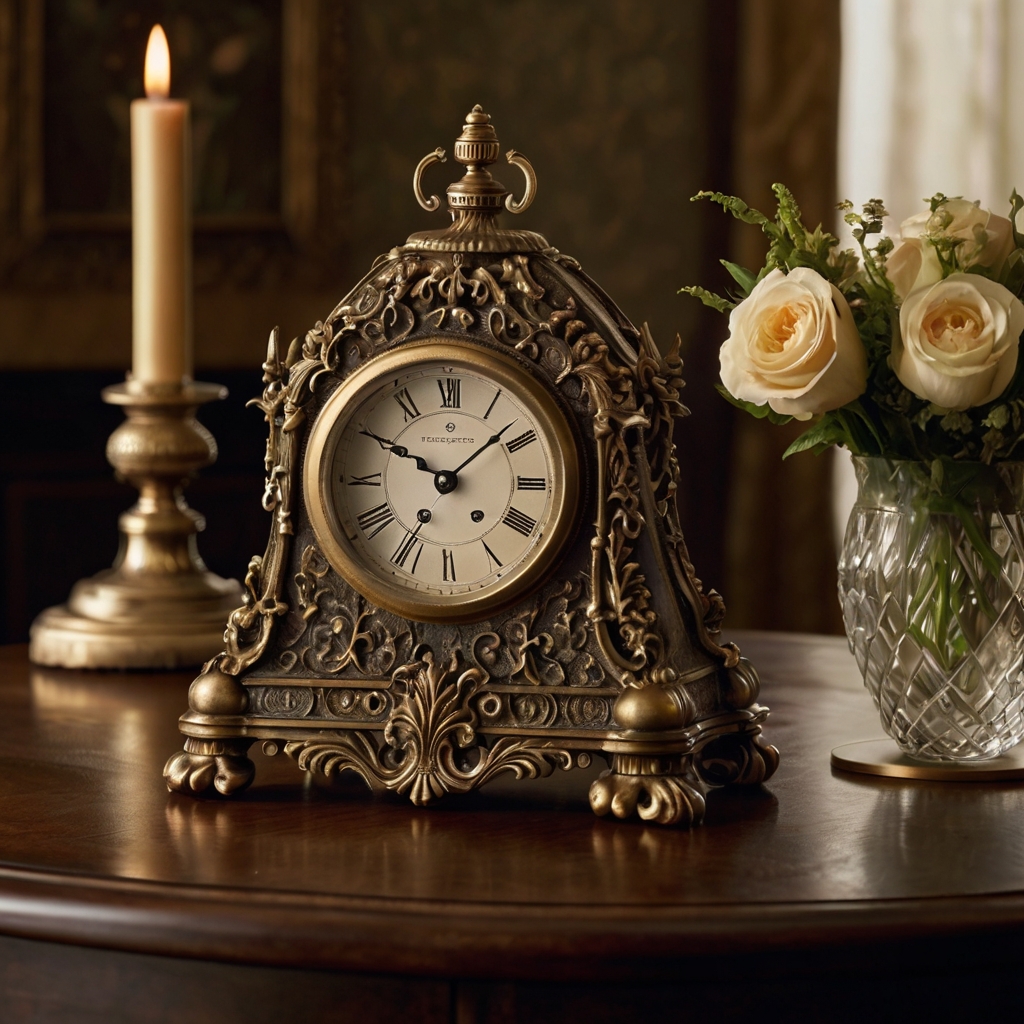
[0, 0, 345, 284]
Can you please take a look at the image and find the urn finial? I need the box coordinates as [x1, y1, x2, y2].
[407, 106, 544, 252]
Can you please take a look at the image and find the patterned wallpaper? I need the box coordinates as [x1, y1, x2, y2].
[347, 0, 708, 356]
[0, 0, 714, 370]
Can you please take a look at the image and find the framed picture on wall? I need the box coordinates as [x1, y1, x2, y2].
[0, 0, 343, 279]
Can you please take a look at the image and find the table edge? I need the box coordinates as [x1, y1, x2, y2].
[1, 863, 1023, 980]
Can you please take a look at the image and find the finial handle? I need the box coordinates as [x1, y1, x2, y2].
[504, 150, 536, 214]
[413, 147, 447, 212]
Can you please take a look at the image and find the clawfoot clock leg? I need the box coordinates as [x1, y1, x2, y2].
[693, 728, 780, 787]
[164, 738, 255, 796]
[589, 754, 707, 827]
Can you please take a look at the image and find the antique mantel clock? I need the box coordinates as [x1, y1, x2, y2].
[164, 107, 778, 826]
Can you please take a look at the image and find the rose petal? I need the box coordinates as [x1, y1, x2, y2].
[768, 284, 867, 416]
[887, 239, 924, 301]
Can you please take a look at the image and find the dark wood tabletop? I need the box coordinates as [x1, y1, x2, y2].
[4, 631, 1024, 1022]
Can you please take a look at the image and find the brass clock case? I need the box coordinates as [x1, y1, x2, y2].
[165, 106, 778, 830]
[302, 337, 581, 624]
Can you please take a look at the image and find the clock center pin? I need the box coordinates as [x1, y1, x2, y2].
[434, 471, 458, 494]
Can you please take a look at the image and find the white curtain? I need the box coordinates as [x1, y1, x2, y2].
[834, 0, 1024, 548]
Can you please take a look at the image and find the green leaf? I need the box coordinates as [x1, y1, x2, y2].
[772, 183, 807, 246]
[1001, 249, 1024, 297]
[677, 285, 733, 313]
[691, 191, 778, 235]
[877, 407, 926, 460]
[720, 260, 759, 296]
[912, 405, 936, 430]
[839, 400, 886, 453]
[983, 405, 1010, 430]
[940, 410, 974, 434]
[782, 416, 849, 458]
[1010, 189, 1024, 251]
[715, 384, 793, 424]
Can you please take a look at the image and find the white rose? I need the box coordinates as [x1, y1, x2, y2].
[901, 199, 1015, 273]
[720, 267, 868, 420]
[898, 209, 932, 240]
[886, 237, 942, 301]
[892, 273, 1024, 409]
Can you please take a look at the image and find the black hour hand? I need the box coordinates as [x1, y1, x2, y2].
[360, 429, 435, 473]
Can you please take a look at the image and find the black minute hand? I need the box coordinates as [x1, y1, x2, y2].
[451, 420, 517, 475]
[359, 429, 437, 473]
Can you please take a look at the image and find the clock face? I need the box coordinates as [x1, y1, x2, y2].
[304, 340, 580, 623]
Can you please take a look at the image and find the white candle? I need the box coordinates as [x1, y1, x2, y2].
[130, 25, 192, 385]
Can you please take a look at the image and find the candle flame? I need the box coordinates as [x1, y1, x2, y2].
[144, 25, 170, 99]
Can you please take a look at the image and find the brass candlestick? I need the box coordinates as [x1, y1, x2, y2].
[29, 379, 241, 670]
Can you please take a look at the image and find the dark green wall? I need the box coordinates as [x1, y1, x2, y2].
[346, 0, 710, 354]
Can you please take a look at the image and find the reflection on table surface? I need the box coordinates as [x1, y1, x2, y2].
[2, 633, 1023, 907]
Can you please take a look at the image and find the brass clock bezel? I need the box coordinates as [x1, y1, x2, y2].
[303, 337, 581, 624]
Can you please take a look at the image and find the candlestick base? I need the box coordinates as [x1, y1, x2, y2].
[29, 380, 242, 670]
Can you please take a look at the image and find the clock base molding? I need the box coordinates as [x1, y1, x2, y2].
[164, 638, 776, 827]
[165, 691, 775, 828]
[162, 107, 779, 826]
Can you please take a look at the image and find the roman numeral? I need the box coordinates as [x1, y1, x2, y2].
[347, 472, 382, 486]
[393, 388, 421, 422]
[516, 476, 545, 491]
[482, 541, 503, 570]
[442, 548, 456, 582]
[437, 378, 461, 408]
[356, 502, 394, 539]
[390, 523, 424, 569]
[505, 429, 537, 454]
[503, 506, 537, 537]
[483, 389, 501, 420]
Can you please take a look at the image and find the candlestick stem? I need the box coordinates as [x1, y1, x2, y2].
[29, 379, 241, 669]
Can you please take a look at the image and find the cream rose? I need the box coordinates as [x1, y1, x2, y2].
[892, 273, 1024, 410]
[887, 200, 1015, 301]
[886, 237, 942, 302]
[720, 267, 868, 420]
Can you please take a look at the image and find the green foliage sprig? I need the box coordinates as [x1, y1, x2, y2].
[681, 185, 1024, 465]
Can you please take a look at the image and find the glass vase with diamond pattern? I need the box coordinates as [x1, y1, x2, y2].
[838, 456, 1024, 761]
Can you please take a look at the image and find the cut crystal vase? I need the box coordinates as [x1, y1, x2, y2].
[838, 456, 1024, 761]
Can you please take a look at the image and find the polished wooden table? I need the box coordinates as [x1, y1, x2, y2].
[3, 632, 1024, 1023]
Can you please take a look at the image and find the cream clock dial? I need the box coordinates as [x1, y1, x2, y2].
[304, 340, 580, 623]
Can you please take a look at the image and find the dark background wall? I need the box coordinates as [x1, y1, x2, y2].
[0, 0, 841, 644]
[346, 1, 710, 353]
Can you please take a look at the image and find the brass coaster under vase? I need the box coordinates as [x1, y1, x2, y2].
[832, 739, 1024, 781]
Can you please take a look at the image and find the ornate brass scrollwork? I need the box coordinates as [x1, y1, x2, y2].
[504, 150, 537, 214]
[413, 147, 447, 212]
[165, 106, 780, 828]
